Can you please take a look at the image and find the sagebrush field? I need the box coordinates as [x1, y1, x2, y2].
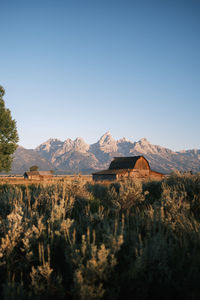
[0, 173, 200, 299]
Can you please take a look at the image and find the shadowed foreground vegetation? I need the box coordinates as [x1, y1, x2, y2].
[0, 173, 200, 299]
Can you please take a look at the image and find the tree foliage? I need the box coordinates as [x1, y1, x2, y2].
[0, 86, 19, 172]
[29, 165, 39, 172]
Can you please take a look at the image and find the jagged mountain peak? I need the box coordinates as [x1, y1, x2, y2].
[98, 131, 114, 144]
[131, 138, 174, 156]
[73, 137, 89, 152]
[64, 138, 73, 143]
[42, 138, 62, 146]
[117, 137, 131, 143]
[55, 137, 89, 155]
[36, 138, 63, 149]
[93, 131, 118, 153]
[138, 138, 150, 144]
[47, 138, 61, 142]
[62, 139, 74, 152]
[74, 137, 86, 143]
[36, 138, 64, 162]
[13, 132, 200, 174]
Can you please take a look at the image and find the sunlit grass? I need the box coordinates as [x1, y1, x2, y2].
[0, 173, 200, 299]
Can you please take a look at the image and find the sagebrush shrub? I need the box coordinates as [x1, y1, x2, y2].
[0, 174, 200, 299]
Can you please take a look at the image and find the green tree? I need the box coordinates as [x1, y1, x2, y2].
[29, 165, 39, 171]
[0, 86, 19, 172]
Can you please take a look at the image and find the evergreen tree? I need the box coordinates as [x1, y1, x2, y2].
[0, 86, 19, 172]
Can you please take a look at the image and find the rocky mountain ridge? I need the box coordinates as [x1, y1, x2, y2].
[9, 131, 200, 174]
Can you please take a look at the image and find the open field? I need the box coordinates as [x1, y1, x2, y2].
[0, 175, 92, 185]
[0, 173, 200, 299]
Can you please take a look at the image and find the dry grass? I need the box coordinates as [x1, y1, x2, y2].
[0, 173, 200, 299]
[0, 174, 92, 185]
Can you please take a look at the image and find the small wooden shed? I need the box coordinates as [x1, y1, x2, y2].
[92, 156, 163, 181]
[24, 171, 53, 180]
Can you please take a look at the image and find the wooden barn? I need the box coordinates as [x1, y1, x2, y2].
[24, 171, 53, 180]
[92, 156, 164, 181]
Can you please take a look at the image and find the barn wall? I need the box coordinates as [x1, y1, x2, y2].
[134, 158, 150, 170]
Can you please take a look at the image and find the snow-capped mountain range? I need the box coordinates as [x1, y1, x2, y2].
[11, 132, 200, 174]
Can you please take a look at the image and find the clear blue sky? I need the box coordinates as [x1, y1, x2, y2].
[0, 0, 199, 150]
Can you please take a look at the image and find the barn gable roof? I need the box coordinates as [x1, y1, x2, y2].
[109, 156, 150, 170]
